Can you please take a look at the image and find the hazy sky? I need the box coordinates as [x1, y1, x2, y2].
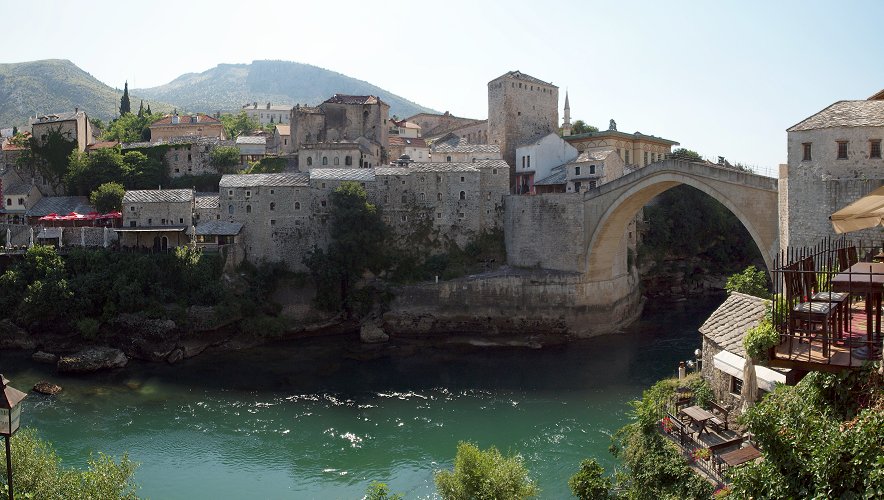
[4, 0, 884, 171]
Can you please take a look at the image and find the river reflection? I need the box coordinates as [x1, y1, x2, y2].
[0, 296, 722, 499]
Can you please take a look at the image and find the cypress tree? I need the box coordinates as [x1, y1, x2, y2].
[119, 81, 131, 116]
[146, 103, 152, 115]
[137, 100, 144, 118]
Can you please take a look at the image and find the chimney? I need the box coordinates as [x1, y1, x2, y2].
[253, 102, 257, 109]
[75, 107, 78, 113]
[266, 102, 271, 109]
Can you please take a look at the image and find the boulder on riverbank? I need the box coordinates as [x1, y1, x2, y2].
[33, 381, 62, 395]
[57, 346, 128, 373]
[360, 320, 389, 343]
[32, 351, 59, 364]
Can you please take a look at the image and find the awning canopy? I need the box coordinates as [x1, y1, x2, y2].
[713, 350, 788, 393]
[830, 185, 884, 233]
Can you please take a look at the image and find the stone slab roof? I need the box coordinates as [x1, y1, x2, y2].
[409, 163, 480, 173]
[26, 196, 93, 217]
[534, 165, 566, 186]
[492, 70, 555, 87]
[195, 193, 219, 210]
[2, 182, 32, 196]
[388, 136, 428, 147]
[323, 94, 379, 105]
[787, 100, 884, 132]
[242, 103, 293, 112]
[31, 111, 84, 125]
[432, 142, 501, 154]
[309, 169, 376, 182]
[220, 173, 309, 188]
[123, 189, 193, 203]
[236, 136, 267, 145]
[570, 150, 615, 163]
[374, 167, 410, 176]
[698, 292, 769, 358]
[195, 220, 243, 236]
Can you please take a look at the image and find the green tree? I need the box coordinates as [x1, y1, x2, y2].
[434, 442, 538, 500]
[119, 81, 131, 116]
[304, 182, 388, 314]
[14, 127, 77, 192]
[220, 111, 261, 139]
[364, 481, 403, 500]
[102, 112, 162, 143]
[209, 146, 241, 173]
[90, 182, 126, 213]
[569, 459, 612, 499]
[669, 148, 704, 162]
[0, 245, 73, 325]
[725, 265, 770, 298]
[137, 99, 144, 118]
[0, 427, 138, 499]
[146, 103, 152, 115]
[570, 120, 599, 135]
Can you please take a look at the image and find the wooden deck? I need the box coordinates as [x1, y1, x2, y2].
[769, 300, 882, 372]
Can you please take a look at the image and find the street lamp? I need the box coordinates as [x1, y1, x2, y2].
[694, 348, 703, 372]
[0, 375, 27, 500]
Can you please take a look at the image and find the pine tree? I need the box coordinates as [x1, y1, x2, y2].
[119, 81, 131, 116]
[137, 100, 144, 118]
[146, 103, 152, 115]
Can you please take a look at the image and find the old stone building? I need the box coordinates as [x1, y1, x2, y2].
[0, 167, 41, 224]
[236, 136, 267, 165]
[403, 112, 485, 141]
[149, 113, 225, 143]
[30, 110, 96, 153]
[122, 137, 233, 178]
[781, 91, 884, 249]
[514, 132, 578, 194]
[297, 140, 379, 170]
[241, 102, 292, 125]
[430, 133, 501, 163]
[118, 189, 195, 250]
[289, 95, 390, 164]
[564, 126, 679, 170]
[387, 136, 429, 162]
[699, 292, 796, 412]
[267, 125, 290, 155]
[564, 149, 625, 193]
[488, 71, 560, 185]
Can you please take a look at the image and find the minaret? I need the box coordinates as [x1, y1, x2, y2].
[562, 90, 571, 136]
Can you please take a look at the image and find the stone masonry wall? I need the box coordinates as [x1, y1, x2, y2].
[504, 193, 586, 272]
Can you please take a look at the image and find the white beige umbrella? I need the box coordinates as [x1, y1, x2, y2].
[830, 185, 884, 233]
[80, 226, 86, 247]
[103, 226, 109, 248]
[28, 227, 34, 248]
[58, 227, 63, 248]
[741, 356, 758, 413]
[4, 228, 10, 249]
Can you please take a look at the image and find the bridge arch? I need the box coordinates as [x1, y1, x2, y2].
[584, 160, 779, 282]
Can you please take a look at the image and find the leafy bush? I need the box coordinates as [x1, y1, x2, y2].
[364, 481, 403, 500]
[743, 319, 779, 362]
[568, 458, 611, 499]
[725, 265, 770, 298]
[75, 317, 100, 339]
[434, 441, 538, 499]
[90, 182, 126, 213]
[0, 427, 138, 499]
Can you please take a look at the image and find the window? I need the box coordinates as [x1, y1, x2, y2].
[871, 140, 882, 159]
[437, 212, 442, 219]
[4, 199, 9, 206]
[460, 176, 465, 182]
[270, 189, 274, 195]
[321, 183, 326, 189]
[17, 198, 23, 206]
[228, 205, 234, 214]
[446, 156, 452, 162]
[730, 376, 743, 395]
[187, 154, 191, 162]
[228, 190, 234, 196]
[334, 157, 340, 166]
[130, 206, 136, 212]
[802, 143, 812, 161]
[589, 165, 596, 174]
[400, 215, 407, 222]
[321, 200, 327, 207]
[527, 156, 530, 168]
[246, 205, 251, 214]
[295, 202, 301, 210]
[486, 192, 491, 201]
[270, 219, 276, 226]
[458, 212, 465, 219]
[459, 191, 466, 200]
[270, 202, 275, 211]
[307, 157, 313, 166]
[161, 218, 166, 225]
[419, 193, 425, 202]
[492, 168, 498, 175]
[837, 141, 848, 159]
[437, 175, 442, 183]
[322, 156, 328, 165]
[574, 181, 582, 192]
[644, 151, 648, 165]
[575, 166, 581, 176]
[345, 155, 352, 166]
[148, 218, 152, 225]
[437, 193, 442, 201]
[174, 168, 180, 173]
[522, 156, 525, 169]
[401, 194, 407, 203]
[129, 221, 136, 227]
[625, 150, 630, 164]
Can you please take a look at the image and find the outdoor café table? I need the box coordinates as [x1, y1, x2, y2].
[831, 262, 884, 340]
[717, 444, 762, 473]
[679, 405, 716, 435]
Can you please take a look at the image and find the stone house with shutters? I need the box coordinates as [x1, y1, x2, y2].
[0, 167, 42, 224]
[289, 94, 390, 164]
[781, 91, 884, 250]
[30, 110, 95, 153]
[387, 136, 429, 163]
[123, 137, 234, 179]
[268, 125, 290, 155]
[430, 134, 501, 163]
[564, 127, 679, 170]
[564, 149, 625, 193]
[242, 102, 292, 125]
[117, 189, 195, 250]
[699, 292, 797, 413]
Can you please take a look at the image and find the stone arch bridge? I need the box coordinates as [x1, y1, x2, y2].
[499, 160, 778, 335]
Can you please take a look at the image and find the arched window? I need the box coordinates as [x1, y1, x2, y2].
[228, 204, 234, 214]
[270, 202, 275, 211]
[334, 157, 340, 166]
[345, 155, 352, 166]
[307, 157, 313, 166]
[401, 194, 407, 203]
[295, 202, 301, 210]
[246, 205, 252, 214]
[322, 156, 328, 165]
[459, 191, 466, 200]
[437, 193, 442, 201]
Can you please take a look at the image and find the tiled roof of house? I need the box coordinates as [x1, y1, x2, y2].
[698, 292, 769, 358]
[195, 193, 219, 210]
[431, 140, 501, 154]
[1, 141, 25, 151]
[374, 167, 410, 176]
[1, 182, 32, 196]
[219, 173, 309, 188]
[409, 163, 480, 173]
[122, 189, 194, 203]
[787, 100, 884, 132]
[195, 220, 243, 236]
[235, 136, 266, 145]
[242, 103, 293, 112]
[26, 196, 93, 217]
[309, 168, 376, 182]
[275, 125, 290, 136]
[492, 70, 556, 87]
[570, 150, 615, 163]
[388, 136, 428, 147]
[534, 165, 566, 186]
[151, 114, 220, 126]
[32, 111, 85, 125]
[323, 94, 380, 105]
[86, 141, 119, 151]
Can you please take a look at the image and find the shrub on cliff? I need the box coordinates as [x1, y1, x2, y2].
[725, 265, 770, 299]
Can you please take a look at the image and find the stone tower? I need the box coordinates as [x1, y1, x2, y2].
[487, 71, 559, 190]
[562, 91, 571, 136]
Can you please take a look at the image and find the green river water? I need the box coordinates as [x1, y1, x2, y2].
[0, 297, 721, 499]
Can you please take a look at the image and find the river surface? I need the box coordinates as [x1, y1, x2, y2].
[0, 296, 721, 499]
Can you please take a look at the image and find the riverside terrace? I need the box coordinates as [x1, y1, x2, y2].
[768, 238, 884, 373]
